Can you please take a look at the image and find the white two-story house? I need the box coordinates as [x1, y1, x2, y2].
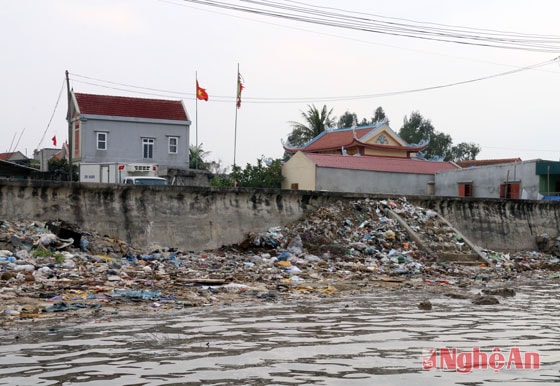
[68, 91, 191, 181]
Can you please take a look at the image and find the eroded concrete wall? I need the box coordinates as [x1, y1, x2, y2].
[1, 180, 559, 252]
[413, 197, 560, 251]
[0, 180, 340, 251]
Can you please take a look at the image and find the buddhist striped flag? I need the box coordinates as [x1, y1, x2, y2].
[236, 72, 244, 109]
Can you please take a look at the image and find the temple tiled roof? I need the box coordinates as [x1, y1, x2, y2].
[298, 127, 372, 152]
[304, 153, 459, 174]
[284, 121, 426, 154]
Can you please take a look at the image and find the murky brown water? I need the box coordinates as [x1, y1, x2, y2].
[0, 282, 559, 385]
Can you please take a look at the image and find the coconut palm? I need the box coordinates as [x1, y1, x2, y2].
[287, 104, 335, 147]
[189, 143, 210, 170]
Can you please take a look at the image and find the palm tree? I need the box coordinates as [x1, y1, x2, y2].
[287, 104, 335, 146]
[189, 143, 210, 170]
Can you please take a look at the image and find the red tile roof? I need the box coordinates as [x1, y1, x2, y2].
[457, 158, 522, 168]
[74, 93, 188, 121]
[285, 124, 426, 154]
[0, 152, 26, 161]
[302, 127, 372, 151]
[304, 153, 459, 174]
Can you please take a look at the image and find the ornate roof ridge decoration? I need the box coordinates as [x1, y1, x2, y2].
[281, 126, 332, 151]
[282, 118, 432, 155]
[407, 137, 431, 148]
[282, 121, 385, 152]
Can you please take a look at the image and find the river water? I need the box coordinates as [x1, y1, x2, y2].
[0, 282, 559, 385]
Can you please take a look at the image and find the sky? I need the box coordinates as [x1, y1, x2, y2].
[2, 0, 560, 169]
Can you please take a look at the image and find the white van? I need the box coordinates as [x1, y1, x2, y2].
[122, 177, 168, 185]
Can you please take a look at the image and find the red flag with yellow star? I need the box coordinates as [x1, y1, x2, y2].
[196, 80, 208, 101]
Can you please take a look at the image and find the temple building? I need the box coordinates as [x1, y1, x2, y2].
[281, 119, 459, 194]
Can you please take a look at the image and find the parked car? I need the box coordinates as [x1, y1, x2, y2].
[122, 177, 168, 185]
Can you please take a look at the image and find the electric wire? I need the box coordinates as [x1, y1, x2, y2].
[36, 78, 65, 150]
[176, 0, 560, 52]
[162, 0, 560, 77]
[69, 56, 559, 104]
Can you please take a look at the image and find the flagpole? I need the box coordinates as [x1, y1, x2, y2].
[65, 70, 73, 181]
[194, 71, 198, 169]
[195, 71, 198, 169]
[233, 63, 239, 167]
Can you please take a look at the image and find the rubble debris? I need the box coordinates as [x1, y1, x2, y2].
[0, 197, 558, 324]
[444, 292, 470, 299]
[482, 287, 516, 297]
[472, 295, 500, 305]
[418, 299, 432, 310]
[536, 233, 560, 256]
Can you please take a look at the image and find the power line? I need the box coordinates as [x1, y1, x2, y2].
[163, 0, 560, 77]
[69, 56, 559, 104]
[70, 74, 234, 102]
[176, 0, 560, 52]
[36, 78, 66, 150]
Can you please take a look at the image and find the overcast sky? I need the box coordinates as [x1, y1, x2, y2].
[2, 0, 560, 168]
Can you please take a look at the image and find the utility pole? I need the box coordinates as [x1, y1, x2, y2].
[65, 70, 73, 181]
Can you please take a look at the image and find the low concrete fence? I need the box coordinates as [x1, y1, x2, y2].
[414, 197, 560, 252]
[1, 180, 558, 252]
[0, 180, 337, 251]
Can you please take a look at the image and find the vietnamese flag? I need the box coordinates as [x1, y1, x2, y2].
[51, 135, 57, 146]
[196, 80, 208, 101]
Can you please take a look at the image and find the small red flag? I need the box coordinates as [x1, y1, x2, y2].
[196, 80, 208, 101]
[51, 135, 57, 146]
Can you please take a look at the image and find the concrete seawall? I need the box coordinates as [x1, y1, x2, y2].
[1, 180, 559, 252]
[416, 197, 560, 252]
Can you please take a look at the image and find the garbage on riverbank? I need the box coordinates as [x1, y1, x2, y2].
[1, 198, 558, 324]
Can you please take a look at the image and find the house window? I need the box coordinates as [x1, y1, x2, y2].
[142, 138, 155, 159]
[458, 182, 473, 197]
[96, 132, 107, 150]
[168, 137, 178, 154]
[291, 183, 299, 190]
[500, 182, 521, 199]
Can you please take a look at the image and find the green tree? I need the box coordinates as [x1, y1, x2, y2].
[338, 106, 387, 128]
[399, 111, 452, 160]
[286, 104, 335, 147]
[48, 158, 78, 181]
[428, 132, 453, 161]
[372, 106, 387, 123]
[448, 142, 481, 162]
[210, 173, 233, 187]
[399, 111, 480, 161]
[232, 157, 283, 188]
[211, 157, 283, 188]
[400, 111, 434, 144]
[189, 143, 210, 170]
[337, 111, 358, 129]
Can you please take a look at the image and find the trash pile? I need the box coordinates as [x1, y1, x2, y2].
[390, 202, 477, 259]
[0, 198, 559, 323]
